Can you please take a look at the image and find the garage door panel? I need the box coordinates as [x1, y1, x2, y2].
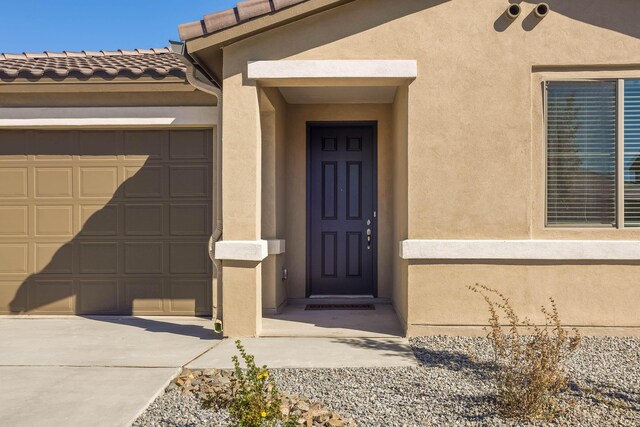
[77, 131, 121, 159]
[124, 204, 163, 236]
[35, 243, 73, 274]
[124, 166, 164, 198]
[168, 279, 209, 314]
[35, 206, 73, 236]
[0, 129, 212, 315]
[79, 167, 119, 198]
[35, 168, 73, 198]
[169, 130, 208, 160]
[124, 278, 164, 313]
[170, 204, 209, 236]
[0, 281, 27, 313]
[0, 206, 28, 236]
[80, 205, 119, 236]
[32, 279, 74, 313]
[170, 166, 208, 197]
[124, 242, 164, 274]
[170, 241, 211, 274]
[78, 280, 119, 313]
[124, 130, 167, 160]
[0, 131, 29, 160]
[0, 244, 28, 274]
[33, 132, 75, 160]
[0, 168, 28, 197]
[79, 242, 118, 274]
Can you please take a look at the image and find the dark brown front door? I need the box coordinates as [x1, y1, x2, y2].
[308, 122, 377, 296]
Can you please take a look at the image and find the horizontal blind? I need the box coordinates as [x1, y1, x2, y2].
[546, 82, 617, 226]
[624, 79, 640, 226]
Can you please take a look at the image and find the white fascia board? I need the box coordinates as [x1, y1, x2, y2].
[400, 240, 640, 261]
[0, 106, 217, 128]
[247, 60, 417, 80]
[215, 240, 269, 261]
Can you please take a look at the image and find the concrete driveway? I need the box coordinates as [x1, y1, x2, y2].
[0, 315, 416, 426]
[0, 316, 220, 427]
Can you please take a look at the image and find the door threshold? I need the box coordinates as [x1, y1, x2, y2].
[309, 295, 374, 299]
[288, 296, 391, 306]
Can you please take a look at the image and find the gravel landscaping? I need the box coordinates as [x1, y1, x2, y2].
[134, 336, 640, 427]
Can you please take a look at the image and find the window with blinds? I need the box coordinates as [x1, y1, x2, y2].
[546, 81, 617, 226]
[624, 80, 640, 226]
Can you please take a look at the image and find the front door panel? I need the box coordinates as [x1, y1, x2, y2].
[308, 123, 376, 295]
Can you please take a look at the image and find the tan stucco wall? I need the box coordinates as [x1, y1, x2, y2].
[392, 87, 409, 332]
[261, 88, 288, 312]
[215, 0, 640, 334]
[284, 103, 393, 299]
[407, 262, 640, 336]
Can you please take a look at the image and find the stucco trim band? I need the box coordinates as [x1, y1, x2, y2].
[267, 239, 286, 255]
[215, 240, 269, 261]
[247, 60, 417, 81]
[400, 240, 640, 260]
[0, 106, 218, 128]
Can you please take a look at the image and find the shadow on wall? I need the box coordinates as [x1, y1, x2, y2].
[519, 0, 640, 37]
[235, 0, 451, 83]
[229, 0, 640, 74]
[5, 130, 213, 320]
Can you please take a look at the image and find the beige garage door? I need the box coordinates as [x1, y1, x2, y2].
[0, 129, 213, 315]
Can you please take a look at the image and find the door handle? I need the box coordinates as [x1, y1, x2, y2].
[366, 227, 372, 250]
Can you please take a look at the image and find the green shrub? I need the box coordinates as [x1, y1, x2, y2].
[469, 283, 581, 420]
[204, 340, 283, 427]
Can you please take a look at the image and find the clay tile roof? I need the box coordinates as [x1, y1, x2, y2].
[178, 0, 308, 41]
[0, 48, 187, 81]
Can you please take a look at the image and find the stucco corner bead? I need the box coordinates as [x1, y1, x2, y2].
[215, 240, 268, 261]
[267, 239, 286, 255]
[400, 240, 640, 261]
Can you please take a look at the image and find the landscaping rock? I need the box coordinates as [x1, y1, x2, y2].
[134, 336, 640, 427]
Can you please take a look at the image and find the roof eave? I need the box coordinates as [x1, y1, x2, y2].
[184, 0, 356, 54]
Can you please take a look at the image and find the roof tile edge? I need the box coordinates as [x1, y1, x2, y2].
[178, 0, 308, 41]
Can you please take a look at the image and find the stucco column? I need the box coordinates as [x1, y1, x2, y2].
[221, 72, 263, 337]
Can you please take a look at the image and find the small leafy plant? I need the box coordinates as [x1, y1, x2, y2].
[204, 340, 283, 427]
[468, 283, 581, 420]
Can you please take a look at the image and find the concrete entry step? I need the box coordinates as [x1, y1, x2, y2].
[262, 304, 404, 338]
[188, 337, 417, 369]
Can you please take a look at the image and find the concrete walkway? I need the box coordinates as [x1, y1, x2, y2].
[0, 316, 416, 427]
[0, 316, 219, 427]
[189, 337, 416, 369]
